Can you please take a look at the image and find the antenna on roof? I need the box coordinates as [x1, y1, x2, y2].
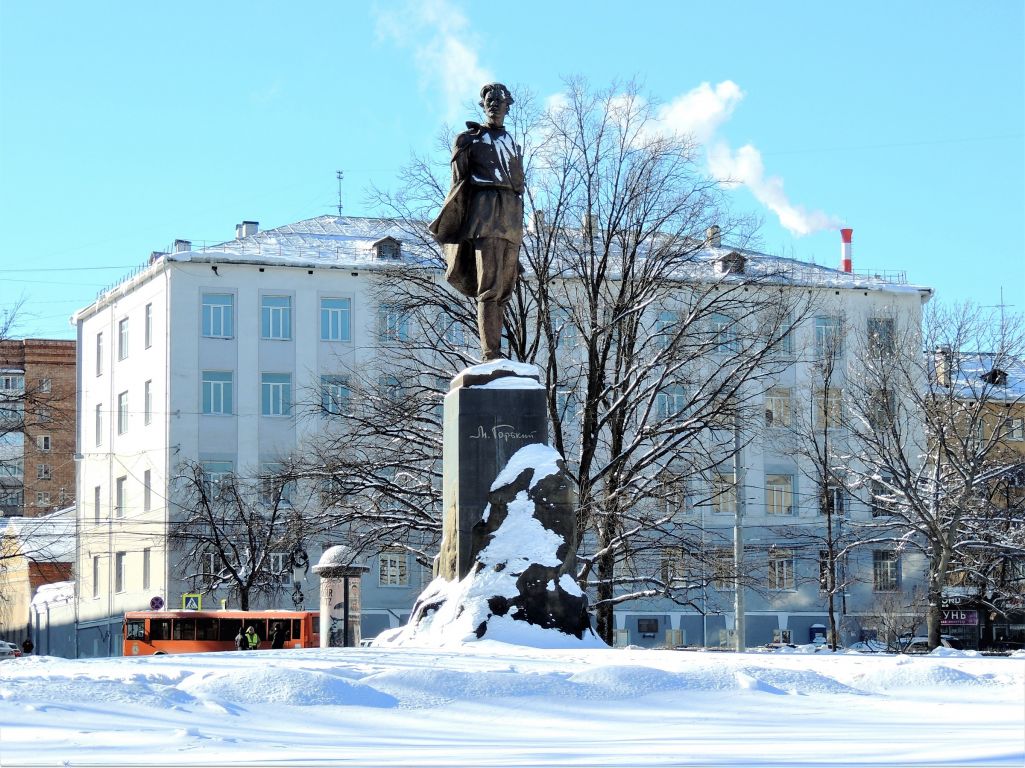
[336, 170, 344, 217]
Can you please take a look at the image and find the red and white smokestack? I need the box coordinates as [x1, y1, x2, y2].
[840, 228, 853, 273]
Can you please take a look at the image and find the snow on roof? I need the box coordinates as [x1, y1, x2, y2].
[30, 580, 74, 609]
[945, 352, 1025, 400]
[3, 507, 75, 563]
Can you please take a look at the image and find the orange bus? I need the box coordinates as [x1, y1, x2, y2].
[123, 610, 319, 656]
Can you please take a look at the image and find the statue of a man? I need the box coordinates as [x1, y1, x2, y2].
[429, 83, 525, 361]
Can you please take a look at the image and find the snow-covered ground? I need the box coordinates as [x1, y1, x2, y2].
[1, 644, 1021, 767]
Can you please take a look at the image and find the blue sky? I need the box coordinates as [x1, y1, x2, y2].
[1, 1, 1022, 340]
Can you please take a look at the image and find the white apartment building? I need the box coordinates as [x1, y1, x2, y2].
[71, 215, 934, 654]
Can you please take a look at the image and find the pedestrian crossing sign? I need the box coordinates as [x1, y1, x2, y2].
[182, 594, 202, 610]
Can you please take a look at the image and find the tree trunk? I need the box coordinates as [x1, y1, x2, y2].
[594, 547, 616, 645]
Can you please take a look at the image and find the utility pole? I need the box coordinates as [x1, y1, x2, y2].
[733, 418, 746, 652]
[336, 171, 344, 216]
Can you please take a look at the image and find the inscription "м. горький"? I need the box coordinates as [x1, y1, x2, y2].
[469, 424, 537, 443]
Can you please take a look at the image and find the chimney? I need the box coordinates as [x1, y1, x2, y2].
[236, 221, 259, 239]
[149, 251, 166, 264]
[840, 228, 853, 273]
[934, 345, 952, 387]
[173, 239, 192, 253]
[706, 225, 721, 248]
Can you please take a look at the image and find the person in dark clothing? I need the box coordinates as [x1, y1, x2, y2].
[270, 623, 286, 650]
[234, 628, 246, 651]
[21, 638, 33, 655]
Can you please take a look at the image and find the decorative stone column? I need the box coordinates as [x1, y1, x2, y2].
[313, 545, 368, 648]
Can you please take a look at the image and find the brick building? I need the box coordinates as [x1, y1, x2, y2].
[0, 339, 77, 517]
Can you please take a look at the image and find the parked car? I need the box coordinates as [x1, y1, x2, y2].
[0, 641, 22, 660]
[848, 639, 888, 653]
[894, 635, 962, 654]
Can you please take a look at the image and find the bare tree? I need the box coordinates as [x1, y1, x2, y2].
[842, 302, 1025, 649]
[168, 460, 313, 611]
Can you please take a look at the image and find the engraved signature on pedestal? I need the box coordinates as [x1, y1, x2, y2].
[469, 424, 537, 442]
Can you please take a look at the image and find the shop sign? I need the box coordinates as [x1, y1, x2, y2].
[940, 609, 978, 626]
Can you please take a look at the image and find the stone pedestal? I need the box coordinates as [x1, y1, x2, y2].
[313, 545, 368, 648]
[437, 363, 548, 581]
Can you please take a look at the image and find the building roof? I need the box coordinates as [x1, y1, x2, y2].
[945, 352, 1025, 401]
[3, 506, 75, 563]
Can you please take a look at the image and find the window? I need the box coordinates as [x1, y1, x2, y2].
[818, 550, 831, 592]
[768, 549, 795, 590]
[867, 317, 895, 355]
[118, 318, 129, 361]
[1006, 417, 1024, 441]
[114, 552, 126, 593]
[711, 472, 737, 514]
[261, 373, 292, 416]
[660, 548, 691, 587]
[115, 476, 126, 518]
[442, 315, 466, 347]
[381, 374, 401, 402]
[202, 293, 234, 338]
[203, 552, 217, 583]
[35, 491, 50, 506]
[259, 463, 294, 506]
[261, 295, 292, 340]
[58, 487, 67, 505]
[815, 315, 843, 357]
[39, 377, 51, 393]
[870, 476, 897, 517]
[765, 474, 794, 516]
[711, 314, 737, 353]
[822, 483, 846, 516]
[95, 404, 103, 446]
[36, 463, 51, 480]
[0, 400, 23, 426]
[36, 434, 51, 452]
[551, 307, 578, 350]
[92, 556, 100, 598]
[143, 548, 151, 591]
[764, 387, 792, 428]
[0, 458, 23, 479]
[320, 297, 352, 342]
[144, 380, 152, 425]
[815, 388, 842, 430]
[37, 406, 51, 424]
[655, 310, 677, 349]
[711, 549, 733, 590]
[321, 375, 351, 415]
[94, 485, 101, 523]
[873, 550, 900, 591]
[144, 303, 153, 348]
[868, 388, 895, 431]
[117, 391, 128, 434]
[270, 552, 292, 585]
[0, 488, 22, 515]
[379, 303, 409, 342]
[201, 461, 233, 498]
[202, 371, 234, 415]
[95, 332, 103, 376]
[657, 384, 687, 419]
[637, 618, 659, 637]
[0, 373, 24, 390]
[379, 547, 409, 586]
[143, 469, 151, 512]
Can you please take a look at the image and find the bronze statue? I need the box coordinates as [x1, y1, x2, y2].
[429, 83, 525, 361]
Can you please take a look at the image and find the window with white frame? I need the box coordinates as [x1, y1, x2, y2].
[870, 475, 897, 517]
[660, 547, 691, 588]
[118, 318, 129, 361]
[711, 548, 733, 590]
[144, 303, 153, 348]
[442, 314, 466, 347]
[259, 463, 294, 506]
[143, 469, 151, 512]
[380, 374, 401, 402]
[551, 307, 578, 350]
[261, 295, 292, 340]
[36, 434, 51, 452]
[873, 550, 900, 591]
[95, 404, 102, 446]
[270, 552, 292, 585]
[764, 387, 792, 428]
[320, 375, 351, 415]
[143, 548, 151, 591]
[203, 552, 217, 583]
[867, 317, 895, 356]
[261, 373, 292, 416]
[657, 384, 687, 419]
[768, 549, 795, 590]
[711, 313, 737, 354]
[144, 380, 152, 425]
[0, 458, 23, 479]
[320, 297, 352, 342]
[36, 463, 51, 480]
[35, 491, 50, 507]
[655, 309, 677, 349]
[202, 293, 234, 338]
[1006, 417, 1024, 441]
[39, 377, 51, 393]
[868, 388, 895, 431]
[815, 388, 842, 430]
[115, 551, 126, 593]
[115, 476, 126, 518]
[37, 405, 50, 424]
[94, 485, 101, 523]
[379, 547, 409, 586]
[201, 460, 233, 498]
[711, 472, 736, 514]
[117, 391, 128, 434]
[379, 303, 409, 342]
[202, 371, 233, 415]
[815, 315, 843, 357]
[95, 332, 103, 376]
[92, 556, 100, 598]
[765, 474, 794, 516]
[0, 373, 24, 391]
[0, 488, 22, 515]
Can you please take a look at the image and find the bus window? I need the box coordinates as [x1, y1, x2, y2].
[173, 619, 196, 640]
[196, 618, 218, 641]
[219, 618, 243, 642]
[126, 619, 146, 640]
[151, 619, 171, 641]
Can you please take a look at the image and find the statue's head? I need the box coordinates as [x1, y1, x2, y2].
[479, 83, 514, 126]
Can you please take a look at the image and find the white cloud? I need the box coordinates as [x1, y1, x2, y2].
[658, 81, 839, 237]
[374, 0, 493, 122]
